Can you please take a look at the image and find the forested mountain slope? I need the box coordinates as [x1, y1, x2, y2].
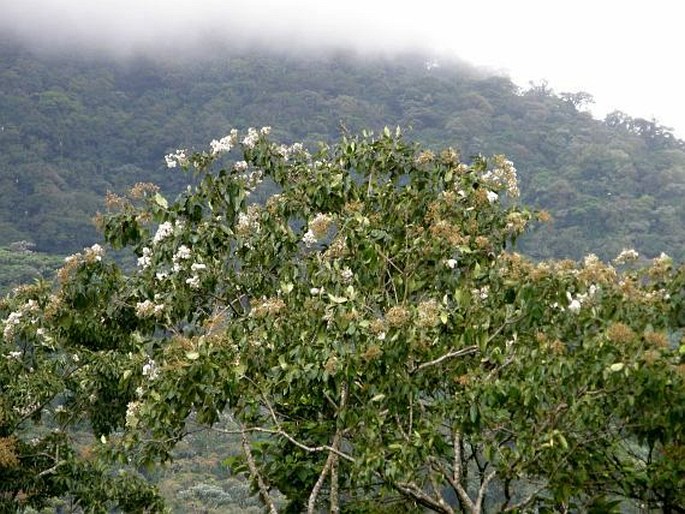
[1, 37, 684, 261]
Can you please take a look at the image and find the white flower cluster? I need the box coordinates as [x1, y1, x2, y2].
[164, 149, 188, 169]
[481, 156, 519, 198]
[303, 213, 334, 248]
[445, 258, 457, 269]
[583, 253, 600, 268]
[486, 190, 499, 204]
[472, 285, 489, 300]
[274, 141, 310, 161]
[303, 230, 318, 248]
[233, 160, 248, 172]
[153, 221, 174, 244]
[5, 350, 22, 360]
[565, 285, 599, 314]
[85, 244, 104, 262]
[233, 162, 264, 195]
[63, 244, 106, 266]
[186, 275, 201, 289]
[209, 129, 238, 156]
[125, 400, 141, 428]
[242, 127, 260, 149]
[654, 252, 671, 266]
[137, 247, 153, 269]
[235, 206, 262, 240]
[340, 267, 354, 283]
[3, 300, 39, 341]
[3, 311, 23, 340]
[135, 300, 165, 318]
[172, 245, 191, 271]
[613, 248, 639, 264]
[142, 358, 159, 380]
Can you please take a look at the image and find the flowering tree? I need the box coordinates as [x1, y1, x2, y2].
[2, 127, 684, 512]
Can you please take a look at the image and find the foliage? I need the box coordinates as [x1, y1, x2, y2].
[0, 244, 63, 294]
[0, 268, 163, 512]
[1, 37, 684, 262]
[3, 128, 682, 512]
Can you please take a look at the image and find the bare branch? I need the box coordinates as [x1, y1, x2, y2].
[474, 470, 497, 513]
[395, 481, 452, 514]
[452, 432, 476, 513]
[414, 345, 478, 373]
[240, 427, 278, 514]
[307, 383, 347, 514]
[502, 483, 547, 512]
[307, 443, 336, 514]
[213, 425, 356, 463]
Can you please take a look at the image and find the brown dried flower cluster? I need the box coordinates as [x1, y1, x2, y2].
[0, 436, 19, 468]
[250, 297, 286, 318]
[416, 299, 440, 329]
[606, 322, 636, 345]
[385, 305, 410, 328]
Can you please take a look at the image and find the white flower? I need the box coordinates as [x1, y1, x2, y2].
[125, 401, 140, 427]
[583, 253, 600, 267]
[614, 248, 639, 264]
[164, 149, 188, 169]
[445, 258, 457, 269]
[137, 247, 152, 269]
[136, 300, 155, 317]
[310, 287, 322, 295]
[88, 244, 104, 261]
[260, 126, 272, 135]
[6, 351, 22, 360]
[173, 245, 191, 261]
[655, 252, 671, 265]
[242, 127, 260, 149]
[233, 160, 248, 172]
[190, 262, 207, 272]
[486, 190, 499, 204]
[377, 332, 386, 341]
[472, 286, 489, 300]
[142, 359, 158, 380]
[155, 271, 169, 281]
[303, 229, 317, 248]
[566, 291, 583, 314]
[153, 222, 174, 244]
[340, 267, 353, 283]
[3, 311, 23, 340]
[209, 134, 236, 156]
[186, 275, 201, 289]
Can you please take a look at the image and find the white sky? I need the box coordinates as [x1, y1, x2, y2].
[3, 0, 684, 137]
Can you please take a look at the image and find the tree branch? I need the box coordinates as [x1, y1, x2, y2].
[414, 345, 478, 373]
[240, 426, 278, 514]
[452, 431, 476, 513]
[395, 481, 453, 514]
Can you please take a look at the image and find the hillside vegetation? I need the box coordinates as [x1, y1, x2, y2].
[1, 37, 684, 264]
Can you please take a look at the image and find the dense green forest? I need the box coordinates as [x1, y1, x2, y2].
[1, 36, 684, 271]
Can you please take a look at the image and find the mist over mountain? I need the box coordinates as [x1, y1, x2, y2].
[0, 34, 684, 270]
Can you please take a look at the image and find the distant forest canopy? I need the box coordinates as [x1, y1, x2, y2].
[1, 36, 684, 262]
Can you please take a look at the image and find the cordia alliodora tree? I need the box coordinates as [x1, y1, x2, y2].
[2, 127, 684, 512]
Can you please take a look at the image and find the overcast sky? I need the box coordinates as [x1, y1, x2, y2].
[3, 0, 683, 137]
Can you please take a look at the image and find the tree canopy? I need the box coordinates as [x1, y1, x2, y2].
[1, 39, 684, 263]
[2, 128, 684, 512]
